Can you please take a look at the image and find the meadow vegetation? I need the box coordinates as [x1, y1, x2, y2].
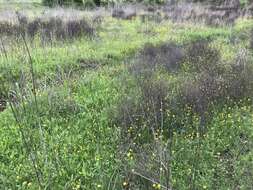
[0, 1, 253, 190]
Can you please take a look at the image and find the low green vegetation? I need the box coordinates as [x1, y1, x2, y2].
[0, 4, 253, 190]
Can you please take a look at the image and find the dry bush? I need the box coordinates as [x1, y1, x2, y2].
[121, 41, 253, 136]
[119, 142, 172, 190]
[185, 39, 223, 74]
[0, 97, 7, 112]
[204, 9, 239, 26]
[0, 22, 23, 37]
[0, 22, 13, 35]
[54, 19, 66, 40]
[0, 15, 94, 41]
[163, 2, 240, 26]
[40, 18, 57, 41]
[244, 2, 253, 18]
[121, 42, 184, 134]
[27, 18, 42, 39]
[16, 12, 28, 26]
[112, 7, 137, 20]
[139, 11, 163, 23]
[40, 17, 67, 41]
[41, 17, 94, 40]
[163, 3, 205, 23]
[131, 42, 184, 76]
[118, 42, 185, 140]
[117, 78, 169, 139]
[112, 8, 125, 18]
[40, 17, 66, 41]
[115, 39, 253, 189]
[66, 19, 94, 39]
[116, 77, 173, 189]
[92, 12, 104, 25]
[182, 46, 253, 117]
[115, 42, 186, 188]
[224, 49, 253, 100]
[250, 29, 253, 49]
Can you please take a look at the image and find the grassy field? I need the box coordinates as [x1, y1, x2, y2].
[0, 2, 253, 190]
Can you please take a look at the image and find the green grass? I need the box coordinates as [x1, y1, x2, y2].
[0, 14, 253, 189]
[0, 18, 240, 77]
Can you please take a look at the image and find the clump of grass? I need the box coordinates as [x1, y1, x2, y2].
[43, 89, 82, 119]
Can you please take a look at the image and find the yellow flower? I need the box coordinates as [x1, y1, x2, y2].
[123, 182, 128, 186]
[97, 184, 102, 188]
[22, 181, 27, 186]
[152, 183, 161, 189]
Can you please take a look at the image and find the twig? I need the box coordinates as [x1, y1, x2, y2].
[131, 170, 172, 190]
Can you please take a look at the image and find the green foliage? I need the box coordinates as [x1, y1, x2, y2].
[0, 65, 20, 99]
[113, 20, 253, 189]
[0, 73, 121, 189]
[0, 12, 253, 189]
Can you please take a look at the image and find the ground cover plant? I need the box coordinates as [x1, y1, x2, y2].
[0, 0, 253, 190]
